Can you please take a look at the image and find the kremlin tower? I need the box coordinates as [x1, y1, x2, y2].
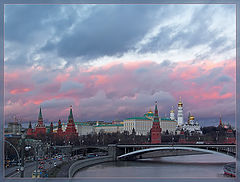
[57, 119, 64, 136]
[65, 106, 78, 143]
[218, 115, 223, 127]
[27, 122, 33, 136]
[151, 101, 162, 144]
[177, 97, 184, 126]
[34, 107, 46, 136]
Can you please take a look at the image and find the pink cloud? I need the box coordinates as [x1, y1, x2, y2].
[4, 59, 235, 123]
[10, 88, 31, 94]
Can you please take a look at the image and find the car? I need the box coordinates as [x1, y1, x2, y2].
[87, 153, 97, 158]
[39, 161, 45, 164]
[53, 162, 57, 167]
[32, 170, 41, 178]
[38, 166, 44, 169]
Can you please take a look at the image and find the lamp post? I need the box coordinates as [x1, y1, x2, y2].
[20, 134, 26, 178]
[216, 131, 219, 144]
[4, 140, 21, 171]
[25, 140, 42, 178]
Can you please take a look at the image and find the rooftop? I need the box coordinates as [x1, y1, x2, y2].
[95, 124, 124, 127]
[124, 117, 152, 121]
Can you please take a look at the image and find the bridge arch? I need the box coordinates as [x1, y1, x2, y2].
[118, 146, 235, 160]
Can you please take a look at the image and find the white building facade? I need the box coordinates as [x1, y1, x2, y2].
[94, 124, 124, 134]
[123, 117, 153, 135]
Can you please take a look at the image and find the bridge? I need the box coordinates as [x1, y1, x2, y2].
[52, 145, 108, 156]
[53, 144, 236, 160]
[48, 144, 236, 177]
[108, 144, 236, 160]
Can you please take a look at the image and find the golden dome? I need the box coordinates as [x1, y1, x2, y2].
[178, 96, 183, 107]
[148, 108, 153, 114]
[178, 102, 183, 107]
[189, 116, 195, 120]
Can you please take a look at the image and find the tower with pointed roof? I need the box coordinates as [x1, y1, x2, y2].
[27, 121, 33, 136]
[34, 106, 46, 137]
[65, 106, 78, 143]
[177, 96, 184, 126]
[218, 115, 223, 127]
[57, 119, 64, 136]
[151, 101, 162, 144]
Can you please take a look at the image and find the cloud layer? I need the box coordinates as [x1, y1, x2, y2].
[4, 4, 236, 126]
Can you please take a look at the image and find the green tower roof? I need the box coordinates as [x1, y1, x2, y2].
[68, 105, 74, 120]
[38, 107, 43, 119]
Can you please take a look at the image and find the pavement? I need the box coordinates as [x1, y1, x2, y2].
[5, 157, 64, 178]
[5, 155, 94, 178]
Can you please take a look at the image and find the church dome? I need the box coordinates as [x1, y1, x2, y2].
[148, 108, 153, 114]
[189, 115, 195, 120]
[178, 101, 183, 107]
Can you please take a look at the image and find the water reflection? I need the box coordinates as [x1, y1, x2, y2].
[74, 154, 235, 178]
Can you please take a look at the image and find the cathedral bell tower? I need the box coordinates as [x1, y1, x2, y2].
[177, 97, 184, 126]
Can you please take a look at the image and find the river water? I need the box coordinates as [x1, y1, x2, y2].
[74, 154, 235, 178]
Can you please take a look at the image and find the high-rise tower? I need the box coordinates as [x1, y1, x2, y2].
[177, 97, 184, 126]
[151, 101, 162, 144]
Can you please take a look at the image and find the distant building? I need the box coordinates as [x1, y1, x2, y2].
[124, 117, 152, 135]
[5, 119, 22, 135]
[123, 103, 177, 136]
[160, 118, 177, 134]
[224, 128, 235, 144]
[112, 120, 124, 125]
[94, 123, 124, 134]
[177, 112, 202, 135]
[75, 122, 94, 136]
[86, 120, 105, 126]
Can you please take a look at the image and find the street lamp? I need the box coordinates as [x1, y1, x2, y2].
[20, 134, 26, 178]
[4, 140, 21, 171]
[25, 140, 42, 178]
[216, 131, 219, 144]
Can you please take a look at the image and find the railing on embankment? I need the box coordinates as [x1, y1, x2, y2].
[68, 156, 113, 177]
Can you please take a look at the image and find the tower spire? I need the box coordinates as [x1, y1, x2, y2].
[154, 101, 159, 120]
[219, 114, 223, 127]
[28, 121, 32, 129]
[68, 105, 74, 121]
[38, 106, 43, 120]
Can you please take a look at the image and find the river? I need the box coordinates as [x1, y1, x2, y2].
[74, 154, 235, 178]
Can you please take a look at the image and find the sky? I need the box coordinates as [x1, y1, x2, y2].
[4, 4, 236, 126]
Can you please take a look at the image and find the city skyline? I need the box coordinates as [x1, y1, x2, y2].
[4, 4, 236, 126]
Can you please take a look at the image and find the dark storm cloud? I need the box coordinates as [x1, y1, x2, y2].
[5, 5, 62, 42]
[55, 5, 162, 60]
